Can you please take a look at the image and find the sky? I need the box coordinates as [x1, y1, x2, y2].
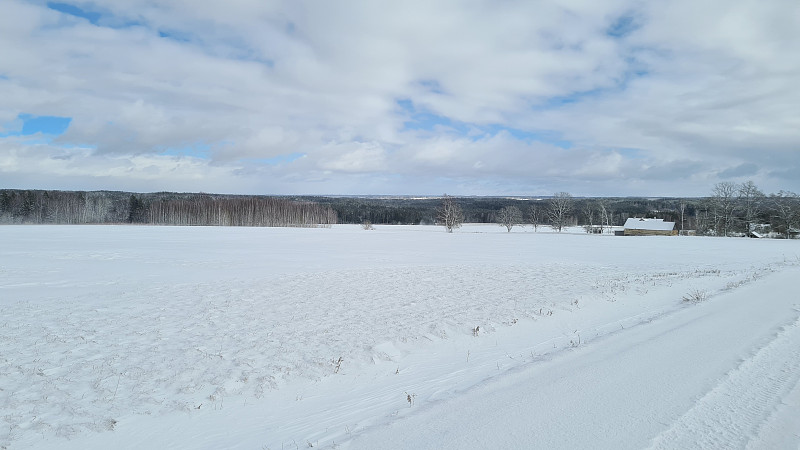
[0, 0, 798, 197]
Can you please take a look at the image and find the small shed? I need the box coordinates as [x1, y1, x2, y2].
[622, 218, 677, 236]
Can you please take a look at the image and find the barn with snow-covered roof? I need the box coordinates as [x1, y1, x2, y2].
[622, 218, 677, 236]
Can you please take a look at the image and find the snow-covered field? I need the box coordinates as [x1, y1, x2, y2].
[1, 224, 799, 449]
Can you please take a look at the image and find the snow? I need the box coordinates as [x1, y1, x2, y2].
[623, 217, 676, 231]
[350, 268, 800, 450]
[1, 224, 799, 449]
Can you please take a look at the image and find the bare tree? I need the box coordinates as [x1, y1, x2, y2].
[548, 192, 573, 232]
[679, 201, 687, 233]
[711, 182, 738, 236]
[527, 204, 542, 231]
[582, 201, 595, 233]
[738, 180, 764, 235]
[770, 191, 800, 239]
[496, 206, 523, 232]
[597, 200, 611, 233]
[695, 201, 714, 236]
[437, 194, 464, 233]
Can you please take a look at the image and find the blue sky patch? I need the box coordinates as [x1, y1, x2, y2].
[396, 99, 414, 112]
[47, 2, 102, 25]
[482, 125, 572, 149]
[538, 88, 606, 109]
[159, 29, 193, 43]
[0, 114, 72, 137]
[397, 99, 572, 148]
[21, 114, 72, 136]
[606, 14, 640, 38]
[417, 79, 445, 94]
[397, 99, 469, 134]
[403, 112, 470, 135]
[47, 2, 141, 29]
[535, 62, 649, 111]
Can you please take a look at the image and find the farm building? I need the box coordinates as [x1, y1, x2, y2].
[621, 218, 677, 236]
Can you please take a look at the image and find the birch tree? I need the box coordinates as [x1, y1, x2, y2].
[582, 201, 595, 233]
[597, 200, 611, 233]
[679, 201, 687, 233]
[437, 194, 464, 233]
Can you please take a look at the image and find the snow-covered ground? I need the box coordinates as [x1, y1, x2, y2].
[1, 224, 798, 449]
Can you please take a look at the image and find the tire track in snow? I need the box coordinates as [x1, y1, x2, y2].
[648, 312, 800, 450]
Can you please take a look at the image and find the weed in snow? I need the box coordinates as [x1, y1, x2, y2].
[682, 289, 709, 304]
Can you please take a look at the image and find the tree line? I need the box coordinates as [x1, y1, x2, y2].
[2, 183, 797, 237]
[322, 195, 677, 229]
[0, 190, 338, 227]
[456, 182, 799, 238]
[695, 181, 799, 238]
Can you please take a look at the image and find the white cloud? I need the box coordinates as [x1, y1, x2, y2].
[0, 0, 798, 196]
[315, 141, 388, 173]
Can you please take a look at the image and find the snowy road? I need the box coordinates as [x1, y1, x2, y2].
[347, 268, 800, 450]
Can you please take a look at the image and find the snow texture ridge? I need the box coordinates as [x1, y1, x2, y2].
[649, 312, 800, 449]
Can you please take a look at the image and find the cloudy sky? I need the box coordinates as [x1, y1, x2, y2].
[1, 0, 798, 196]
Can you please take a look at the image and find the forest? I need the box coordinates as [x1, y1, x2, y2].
[318, 185, 799, 239]
[1, 182, 797, 238]
[0, 190, 337, 227]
